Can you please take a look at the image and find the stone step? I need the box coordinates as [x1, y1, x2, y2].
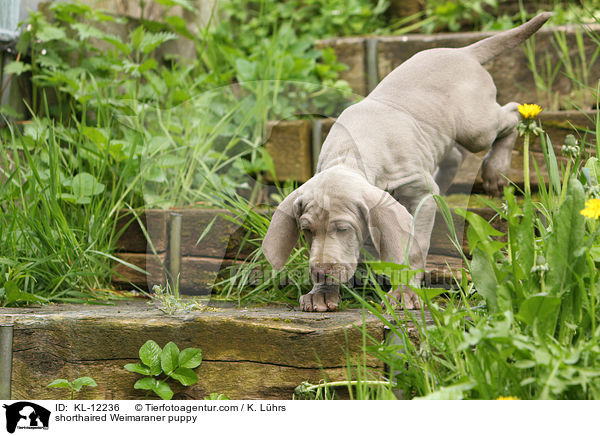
[316, 24, 600, 108]
[0, 301, 387, 400]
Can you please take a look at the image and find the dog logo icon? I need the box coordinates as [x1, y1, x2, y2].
[3, 402, 50, 433]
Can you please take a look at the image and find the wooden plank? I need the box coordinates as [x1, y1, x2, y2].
[265, 120, 313, 182]
[179, 257, 234, 294]
[2, 302, 384, 400]
[112, 252, 166, 289]
[176, 208, 259, 260]
[315, 37, 368, 96]
[115, 210, 168, 253]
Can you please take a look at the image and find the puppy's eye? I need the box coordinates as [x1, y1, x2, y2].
[336, 226, 350, 233]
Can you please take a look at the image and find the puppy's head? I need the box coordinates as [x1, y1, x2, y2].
[262, 168, 414, 285]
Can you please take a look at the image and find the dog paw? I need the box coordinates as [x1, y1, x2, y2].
[300, 286, 340, 312]
[482, 159, 509, 197]
[381, 288, 421, 310]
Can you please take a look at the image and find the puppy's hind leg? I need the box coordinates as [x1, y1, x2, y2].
[482, 102, 520, 196]
[434, 145, 468, 195]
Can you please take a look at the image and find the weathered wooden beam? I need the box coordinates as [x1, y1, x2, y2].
[265, 120, 313, 182]
[2, 302, 385, 400]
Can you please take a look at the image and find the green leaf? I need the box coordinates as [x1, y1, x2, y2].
[130, 26, 145, 50]
[235, 58, 256, 81]
[3, 280, 47, 306]
[411, 287, 447, 301]
[178, 348, 202, 369]
[48, 379, 71, 389]
[545, 177, 586, 297]
[417, 381, 475, 400]
[153, 380, 174, 400]
[71, 172, 106, 202]
[72, 377, 97, 391]
[169, 367, 198, 386]
[139, 340, 162, 370]
[37, 25, 66, 42]
[516, 294, 561, 335]
[154, 0, 195, 11]
[161, 342, 180, 374]
[471, 247, 498, 312]
[205, 393, 230, 400]
[83, 127, 107, 146]
[124, 363, 151, 375]
[134, 377, 158, 391]
[4, 61, 32, 76]
[140, 32, 177, 54]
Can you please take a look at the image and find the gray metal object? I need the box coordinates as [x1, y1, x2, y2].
[0, 0, 21, 42]
[365, 37, 379, 94]
[0, 324, 14, 400]
[311, 119, 323, 173]
[168, 212, 182, 287]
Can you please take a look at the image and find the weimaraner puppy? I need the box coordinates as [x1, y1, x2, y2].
[263, 13, 552, 312]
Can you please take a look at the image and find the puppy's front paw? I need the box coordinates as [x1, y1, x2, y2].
[300, 285, 340, 312]
[382, 287, 421, 310]
[482, 158, 509, 197]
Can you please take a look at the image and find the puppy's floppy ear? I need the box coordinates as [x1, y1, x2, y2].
[360, 185, 413, 264]
[262, 187, 303, 270]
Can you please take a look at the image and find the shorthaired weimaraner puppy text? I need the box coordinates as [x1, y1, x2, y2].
[263, 13, 552, 312]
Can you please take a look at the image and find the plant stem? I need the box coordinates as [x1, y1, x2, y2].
[524, 132, 531, 196]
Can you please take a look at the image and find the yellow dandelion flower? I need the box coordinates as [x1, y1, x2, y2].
[518, 103, 543, 120]
[580, 198, 600, 220]
[497, 396, 519, 400]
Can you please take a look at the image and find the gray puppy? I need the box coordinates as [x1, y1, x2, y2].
[262, 13, 552, 312]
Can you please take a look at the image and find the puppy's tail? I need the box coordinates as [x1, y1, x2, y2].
[466, 12, 553, 64]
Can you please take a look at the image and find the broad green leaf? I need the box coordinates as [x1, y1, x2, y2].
[4, 61, 31, 76]
[161, 342, 180, 374]
[170, 368, 198, 386]
[516, 294, 561, 335]
[130, 26, 145, 50]
[139, 340, 162, 369]
[457, 207, 505, 257]
[140, 32, 177, 54]
[134, 377, 157, 391]
[178, 348, 202, 369]
[583, 157, 600, 186]
[47, 379, 71, 389]
[4, 280, 47, 305]
[153, 380, 174, 400]
[505, 188, 534, 291]
[71, 172, 105, 201]
[72, 377, 97, 391]
[72, 23, 105, 40]
[471, 247, 498, 312]
[235, 58, 256, 81]
[546, 177, 585, 297]
[37, 25, 66, 42]
[124, 363, 151, 375]
[83, 127, 107, 146]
